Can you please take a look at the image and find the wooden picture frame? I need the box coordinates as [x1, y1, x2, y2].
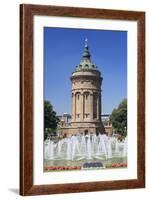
[20, 4, 145, 196]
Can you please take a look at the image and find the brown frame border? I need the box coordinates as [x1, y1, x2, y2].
[20, 4, 145, 196]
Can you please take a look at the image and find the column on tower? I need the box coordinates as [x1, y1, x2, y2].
[75, 91, 82, 121]
[93, 92, 97, 119]
[98, 92, 102, 121]
[80, 91, 84, 120]
[72, 92, 76, 121]
[83, 91, 90, 120]
[89, 92, 93, 120]
[97, 92, 99, 120]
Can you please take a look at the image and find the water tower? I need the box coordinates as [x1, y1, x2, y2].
[70, 39, 105, 135]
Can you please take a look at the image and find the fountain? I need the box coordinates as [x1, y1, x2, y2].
[44, 133, 127, 161]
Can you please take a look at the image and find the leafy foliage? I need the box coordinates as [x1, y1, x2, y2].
[110, 99, 127, 135]
[44, 100, 59, 139]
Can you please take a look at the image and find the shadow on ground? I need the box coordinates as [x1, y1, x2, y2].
[8, 188, 19, 194]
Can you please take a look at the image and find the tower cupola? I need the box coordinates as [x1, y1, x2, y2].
[75, 38, 97, 71]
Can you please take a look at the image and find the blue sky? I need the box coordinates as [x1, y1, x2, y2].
[44, 27, 127, 115]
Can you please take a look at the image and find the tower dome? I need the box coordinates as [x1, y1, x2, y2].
[75, 38, 97, 71]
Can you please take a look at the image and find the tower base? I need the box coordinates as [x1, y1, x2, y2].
[60, 121, 105, 137]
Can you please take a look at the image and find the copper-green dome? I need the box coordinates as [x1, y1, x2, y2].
[75, 39, 98, 71]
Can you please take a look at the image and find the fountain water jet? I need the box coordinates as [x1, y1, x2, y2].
[44, 133, 127, 161]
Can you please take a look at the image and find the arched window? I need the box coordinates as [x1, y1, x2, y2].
[83, 92, 90, 117]
[75, 92, 81, 117]
[86, 93, 88, 100]
[93, 92, 97, 118]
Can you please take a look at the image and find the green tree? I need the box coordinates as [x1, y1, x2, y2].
[110, 99, 127, 136]
[44, 100, 59, 140]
